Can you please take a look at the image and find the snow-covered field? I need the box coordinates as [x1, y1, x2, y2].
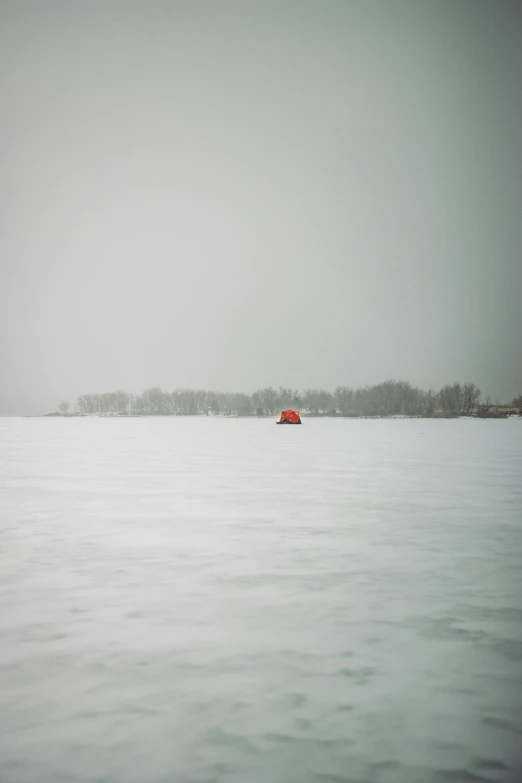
[0, 416, 521, 783]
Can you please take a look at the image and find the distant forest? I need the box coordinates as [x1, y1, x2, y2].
[57, 383, 522, 418]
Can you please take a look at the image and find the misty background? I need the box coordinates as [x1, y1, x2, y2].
[1, 0, 521, 416]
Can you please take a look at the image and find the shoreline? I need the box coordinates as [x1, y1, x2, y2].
[38, 412, 520, 420]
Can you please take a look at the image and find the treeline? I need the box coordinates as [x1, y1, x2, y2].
[73, 380, 487, 417]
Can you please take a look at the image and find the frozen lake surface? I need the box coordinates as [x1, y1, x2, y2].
[0, 416, 521, 783]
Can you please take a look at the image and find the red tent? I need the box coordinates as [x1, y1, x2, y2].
[277, 409, 302, 424]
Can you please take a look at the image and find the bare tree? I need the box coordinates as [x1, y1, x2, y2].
[461, 383, 481, 415]
[58, 401, 70, 415]
[335, 386, 354, 415]
[420, 390, 437, 417]
[277, 386, 301, 411]
[252, 387, 278, 415]
[230, 393, 253, 416]
[438, 382, 465, 416]
[302, 389, 320, 414]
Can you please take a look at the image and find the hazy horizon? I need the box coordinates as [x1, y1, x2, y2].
[2, 0, 522, 416]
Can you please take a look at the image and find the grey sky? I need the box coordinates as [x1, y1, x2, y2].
[1, 0, 521, 414]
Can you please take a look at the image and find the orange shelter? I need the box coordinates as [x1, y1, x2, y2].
[277, 410, 302, 424]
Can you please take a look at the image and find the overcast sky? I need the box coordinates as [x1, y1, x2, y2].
[1, 0, 521, 414]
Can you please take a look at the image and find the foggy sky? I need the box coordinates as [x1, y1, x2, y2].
[1, 0, 521, 415]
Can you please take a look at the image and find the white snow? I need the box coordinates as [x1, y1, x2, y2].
[0, 416, 521, 783]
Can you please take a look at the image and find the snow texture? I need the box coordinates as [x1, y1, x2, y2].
[0, 416, 521, 783]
